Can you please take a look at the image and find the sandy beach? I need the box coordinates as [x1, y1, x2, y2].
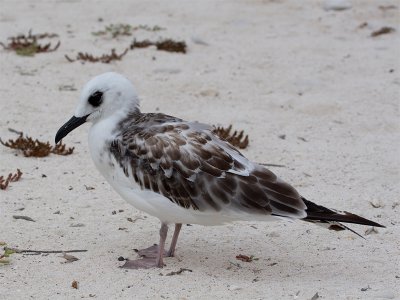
[0, 0, 399, 299]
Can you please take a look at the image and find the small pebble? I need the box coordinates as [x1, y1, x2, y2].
[153, 68, 181, 74]
[228, 285, 241, 291]
[199, 89, 219, 97]
[323, 0, 352, 11]
[361, 285, 371, 291]
[191, 36, 209, 46]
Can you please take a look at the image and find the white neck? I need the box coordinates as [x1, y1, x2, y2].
[88, 109, 133, 170]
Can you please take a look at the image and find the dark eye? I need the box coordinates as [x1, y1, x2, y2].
[88, 91, 103, 107]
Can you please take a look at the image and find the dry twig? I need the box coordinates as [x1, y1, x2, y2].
[4, 247, 87, 254]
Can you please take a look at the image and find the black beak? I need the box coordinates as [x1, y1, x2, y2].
[55, 115, 89, 144]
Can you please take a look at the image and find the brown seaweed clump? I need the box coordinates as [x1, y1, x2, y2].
[0, 169, 22, 190]
[65, 48, 128, 63]
[213, 125, 249, 149]
[92, 24, 164, 38]
[0, 30, 60, 56]
[130, 39, 187, 53]
[0, 133, 74, 157]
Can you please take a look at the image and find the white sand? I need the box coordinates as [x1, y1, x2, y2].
[0, 0, 399, 299]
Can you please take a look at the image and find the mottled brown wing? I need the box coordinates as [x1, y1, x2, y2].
[110, 113, 306, 218]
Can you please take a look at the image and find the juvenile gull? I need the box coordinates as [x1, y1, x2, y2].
[55, 72, 384, 269]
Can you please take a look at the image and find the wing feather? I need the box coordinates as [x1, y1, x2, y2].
[109, 113, 307, 219]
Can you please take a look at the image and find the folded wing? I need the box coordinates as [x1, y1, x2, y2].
[109, 113, 307, 219]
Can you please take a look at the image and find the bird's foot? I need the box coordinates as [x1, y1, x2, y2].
[137, 244, 167, 258]
[166, 248, 176, 257]
[121, 257, 164, 269]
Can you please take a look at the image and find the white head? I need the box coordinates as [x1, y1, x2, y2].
[75, 72, 139, 121]
[55, 72, 139, 143]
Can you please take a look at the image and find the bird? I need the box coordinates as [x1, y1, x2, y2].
[55, 72, 384, 269]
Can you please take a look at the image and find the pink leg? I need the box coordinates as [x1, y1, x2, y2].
[122, 222, 169, 269]
[167, 223, 182, 257]
[135, 223, 182, 258]
[155, 223, 168, 267]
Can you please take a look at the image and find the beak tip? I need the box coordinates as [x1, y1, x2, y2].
[55, 128, 65, 144]
[55, 115, 88, 145]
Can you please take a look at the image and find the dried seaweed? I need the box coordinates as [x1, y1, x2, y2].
[0, 169, 22, 190]
[130, 39, 187, 53]
[213, 125, 249, 149]
[165, 268, 193, 276]
[65, 48, 128, 63]
[235, 254, 258, 262]
[0, 133, 74, 157]
[131, 40, 153, 48]
[156, 39, 187, 53]
[371, 27, 395, 37]
[92, 24, 133, 38]
[135, 24, 164, 32]
[92, 24, 164, 38]
[52, 142, 74, 155]
[71, 280, 78, 289]
[1, 134, 50, 157]
[0, 243, 14, 265]
[0, 30, 60, 56]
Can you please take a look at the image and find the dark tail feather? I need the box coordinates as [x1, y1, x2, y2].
[302, 198, 385, 238]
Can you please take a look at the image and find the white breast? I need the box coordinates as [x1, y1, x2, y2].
[87, 118, 197, 223]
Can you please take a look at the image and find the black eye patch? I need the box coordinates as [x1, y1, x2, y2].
[88, 91, 103, 107]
